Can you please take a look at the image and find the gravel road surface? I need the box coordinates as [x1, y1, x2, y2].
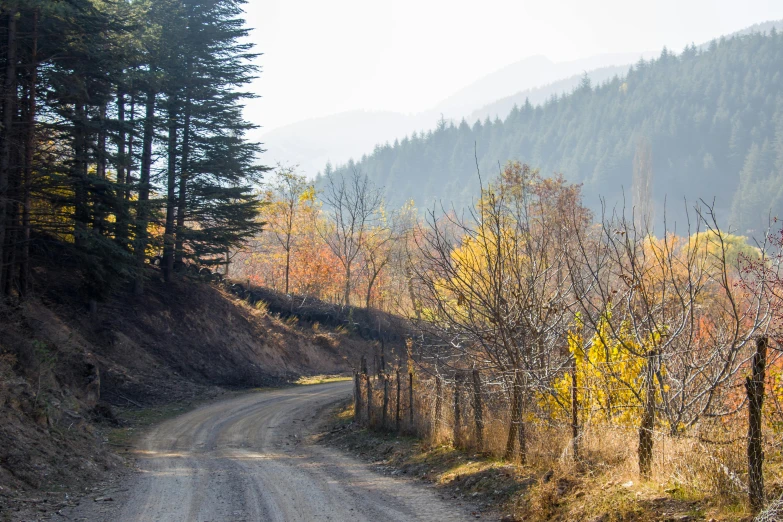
[61, 381, 472, 521]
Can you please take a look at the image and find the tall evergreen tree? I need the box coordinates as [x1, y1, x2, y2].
[0, 0, 265, 302]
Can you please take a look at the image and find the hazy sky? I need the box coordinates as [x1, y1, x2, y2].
[242, 0, 783, 136]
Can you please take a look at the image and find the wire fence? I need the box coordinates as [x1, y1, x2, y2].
[354, 337, 783, 514]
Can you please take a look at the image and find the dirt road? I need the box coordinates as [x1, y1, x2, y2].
[61, 382, 472, 521]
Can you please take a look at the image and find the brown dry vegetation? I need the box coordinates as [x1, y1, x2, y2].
[347, 355, 783, 521]
[324, 400, 764, 521]
[0, 259, 373, 518]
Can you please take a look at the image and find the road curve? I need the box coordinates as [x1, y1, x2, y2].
[63, 382, 472, 522]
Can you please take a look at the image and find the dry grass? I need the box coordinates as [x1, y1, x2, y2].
[349, 374, 783, 520]
[295, 374, 352, 386]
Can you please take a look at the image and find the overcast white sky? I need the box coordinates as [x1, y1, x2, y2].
[242, 0, 783, 135]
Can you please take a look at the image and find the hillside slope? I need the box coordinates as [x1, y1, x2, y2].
[329, 29, 783, 235]
[0, 256, 377, 516]
[260, 53, 650, 179]
[433, 52, 649, 119]
[470, 19, 783, 124]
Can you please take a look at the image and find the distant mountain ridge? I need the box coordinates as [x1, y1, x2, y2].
[431, 52, 653, 119]
[469, 19, 783, 124]
[326, 28, 783, 236]
[261, 53, 654, 177]
[263, 19, 782, 183]
[468, 64, 632, 123]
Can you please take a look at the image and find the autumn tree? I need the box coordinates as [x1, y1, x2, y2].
[413, 162, 590, 462]
[320, 169, 384, 307]
[262, 165, 313, 294]
[564, 202, 770, 477]
[360, 206, 402, 309]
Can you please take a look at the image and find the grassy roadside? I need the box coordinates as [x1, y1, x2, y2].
[295, 374, 352, 386]
[318, 402, 753, 522]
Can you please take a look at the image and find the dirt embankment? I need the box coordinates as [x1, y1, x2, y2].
[0, 261, 375, 518]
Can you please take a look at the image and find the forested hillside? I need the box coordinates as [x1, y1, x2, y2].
[327, 30, 783, 235]
[470, 19, 782, 124]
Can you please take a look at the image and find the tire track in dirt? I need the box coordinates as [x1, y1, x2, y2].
[60, 382, 473, 521]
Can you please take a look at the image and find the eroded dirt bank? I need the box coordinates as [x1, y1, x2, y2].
[1, 264, 376, 515]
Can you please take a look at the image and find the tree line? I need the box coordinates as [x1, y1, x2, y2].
[233, 166, 415, 311]
[324, 30, 783, 236]
[0, 0, 263, 303]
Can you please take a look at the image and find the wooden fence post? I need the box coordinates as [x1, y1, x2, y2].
[435, 374, 442, 432]
[409, 371, 414, 430]
[395, 368, 401, 431]
[382, 374, 389, 429]
[366, 373, 373, 427]
[380, 340, 386, 373]
[504, 369, 526, 463]
[747, 336, 768, 511]
[354, 369, 362, 423]
[453, 372, 462, 447]
[472, 369, 484, 451]
[638, 350, 657, 478]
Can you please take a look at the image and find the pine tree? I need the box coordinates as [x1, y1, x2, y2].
[0, 0, 266, 302]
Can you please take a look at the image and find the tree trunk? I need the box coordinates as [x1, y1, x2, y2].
[747, 336, 767, 512]
[97, 104, 107, 181]
[408, 371, 414, 429]
[638, 351, 657, 478]
[453, 372, 462, 447]
[125, 89, 135, 202]
[93, 103, 108, 236]
[115, 87, 126, 189]
[114, 86, 129, 248]
[19, 8, 38, 297]
[571, 357, 580, 461]
[284, 246, 290, 294]
[504, 370, 526, 463]
[3, 139, 20, 295]
[366, 266, 382, 309]
[382, 375, 389, 429]
[354, 370, 362, 423]
[0, 7, 19, 294]
[175, 94, 191, 267]
[162, 99, 178, 282]
[395, 368, 401, 431]
[365, 373, 372, 426]
[405, 265, 421, 321]
[435, 374, 442, 433]
[73, 104, 89, 249]
[344, 263, 351, 307]
[134, 84, 156, 295]
[472, 369, 484, 451]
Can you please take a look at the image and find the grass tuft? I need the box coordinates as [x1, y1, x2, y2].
[295, 374, 352, 386]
